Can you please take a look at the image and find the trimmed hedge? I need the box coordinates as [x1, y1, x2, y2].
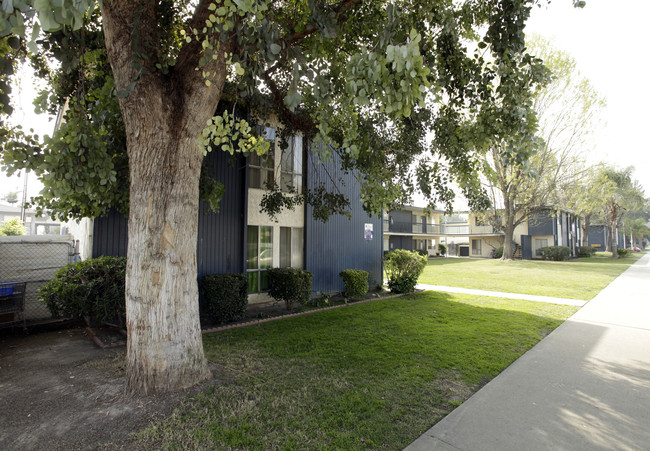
[201, 273, 248, 324]
[576, 246, 597, 258]
[415, 249, 428, 257]
[538, 245, 571, 261]
[39, 256, 126, 324]
[339, 269, 369, 298]
[617, 248, 629, 257]
[268, 267, 313, 310]
[492, 246, 504, 259]
[384, 249, 427, 293]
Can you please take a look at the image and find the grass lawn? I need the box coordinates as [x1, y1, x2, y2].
[135, 292, 578, 450]
[419, 252, 643, 300]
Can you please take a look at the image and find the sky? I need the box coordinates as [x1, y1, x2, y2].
[526, 0, 650, 194]
[1, 1, 649, 205]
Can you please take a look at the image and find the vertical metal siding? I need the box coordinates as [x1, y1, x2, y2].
[304, 150, 383, 293]
[92, 209, 128, 257]
[196, 152, 246, 277]
[92, 151, 246, 277]
[528, 210, 554, 236]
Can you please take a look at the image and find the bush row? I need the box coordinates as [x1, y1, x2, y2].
[576, 246, 597, 258]
[39, 256, 127, 325]
[538, 245, 571, 261]
[40, 256, 397, 326]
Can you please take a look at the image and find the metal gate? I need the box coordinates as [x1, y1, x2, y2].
[0, 237, 77, 322]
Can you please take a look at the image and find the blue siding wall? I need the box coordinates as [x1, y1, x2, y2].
[389, 235, 414, 251]
[528, 210, 554, 236]
[92, 151, 246, 278]
[388, 210, 412, 233]
[305, 151, 383, 293]
[588, 225, 607, 251]
[197, 153, 246, 277]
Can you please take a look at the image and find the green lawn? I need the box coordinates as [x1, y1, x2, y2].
[135, 292, 578, 450]
[418, 253, 643, 300]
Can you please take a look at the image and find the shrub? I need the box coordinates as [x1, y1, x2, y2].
[617, 248, 629, 257]
[438, 243, 447, 256]
[384, 249, 427, 293]
[415, 249, 428, 257]
[538, 246, 571, 261]
[39, 256, 126, 324]
[201, 273, 248, 324]
[576, 246, 597, 258]
[339, 269, 369, 298]
[492, 246, 504, 259]
[268, 267, 313, 310]
[0, 217, 26, 236]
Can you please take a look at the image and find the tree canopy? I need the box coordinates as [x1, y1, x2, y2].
[0, 1, 587, 394]
[479, 35, 602, 259]
[0, 0, 568, 219]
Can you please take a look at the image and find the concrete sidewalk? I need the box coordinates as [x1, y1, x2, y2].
[406, 253, 650, 451]
[416, 283, 587, 307]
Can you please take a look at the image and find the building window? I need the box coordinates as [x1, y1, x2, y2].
[247, 225, 273, 293]
[472, 239, 482, 255]
[280, 227, 303, 268]
[248, 145, 275, 190]
[535, 238, 548, 256]
[280, 135, 303, 194]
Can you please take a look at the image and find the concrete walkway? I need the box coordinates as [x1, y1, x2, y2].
[406, 253, 650, 450]
[416, 283, 587, 307]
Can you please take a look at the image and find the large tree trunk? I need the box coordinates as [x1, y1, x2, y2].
[607, 205, 618, 259]
[102, 0, 230, 394]
[125, 129, 210, 394]
[502, 221, 515, 260]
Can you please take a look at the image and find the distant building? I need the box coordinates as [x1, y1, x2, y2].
[384, 206, 584, 259]
[0, 202, 63, 236]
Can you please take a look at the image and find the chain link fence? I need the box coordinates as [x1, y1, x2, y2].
[0, 236, 78, 323]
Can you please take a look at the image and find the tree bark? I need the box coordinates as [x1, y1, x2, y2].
[607, 204, 618, 259]
[502, 222, 515, 260]
[124, 130, 211, 394]
[581, 213, 590, 247]
[101, 0, 230, 394]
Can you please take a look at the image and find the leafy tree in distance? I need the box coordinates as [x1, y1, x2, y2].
[3, 190, 19, 204]
[597, 166, 647, 258]
[0, 1, 584, 394]
[479, 35, 603, 260]
[0, 217, 26, 235]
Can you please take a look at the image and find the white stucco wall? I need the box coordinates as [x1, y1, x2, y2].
[246, 119, 305, 305]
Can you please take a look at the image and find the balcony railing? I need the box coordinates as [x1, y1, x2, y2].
[383, 220, 440, 235]
[384, 220, 500, 236]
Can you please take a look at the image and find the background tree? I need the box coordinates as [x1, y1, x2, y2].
[480, 35, 604, 259]
[0, 1, 577, 394]
[0, 217, 26, 235]
[622, 217, 650, 249]
[597, 166, 647, 258]
[3, 190, 19, 204]
[565, 166, 606, 246]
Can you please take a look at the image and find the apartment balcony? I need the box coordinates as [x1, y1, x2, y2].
[383, 220, 441, 235]
[383, 220, 501, 236]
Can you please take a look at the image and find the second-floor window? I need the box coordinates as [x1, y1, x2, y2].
[280, 136, 303, 194]
[248, 151, 275, 190]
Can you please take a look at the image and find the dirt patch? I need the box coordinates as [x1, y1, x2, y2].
[0, 328, 218, 450]
[0, 290, 405, 450]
